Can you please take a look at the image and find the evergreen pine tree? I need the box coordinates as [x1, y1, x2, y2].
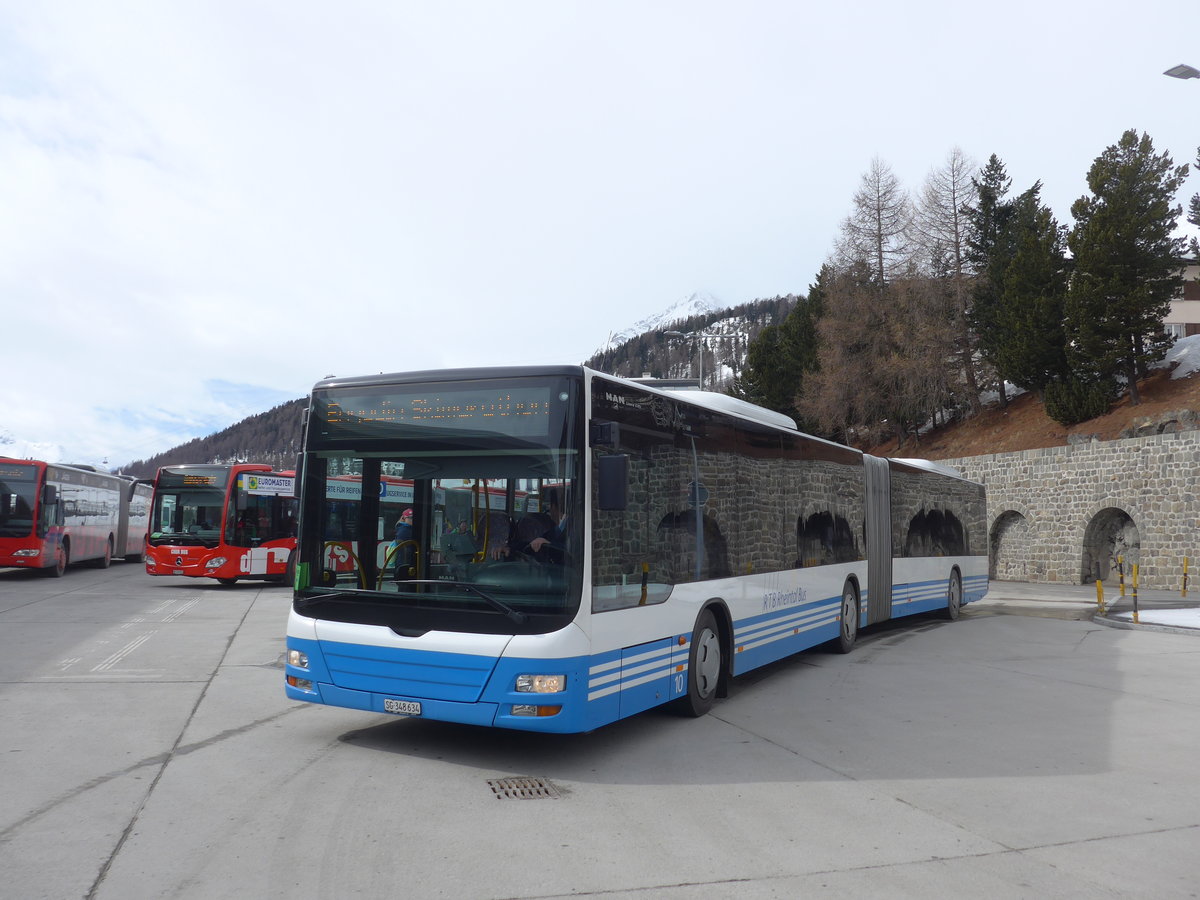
[1066, 130, 1189, 405]
[740, 275, 827, 427]
[1189, 147, 1200, 258]
[964, 154, 1015, 404]
[991, 184, 1070, 396]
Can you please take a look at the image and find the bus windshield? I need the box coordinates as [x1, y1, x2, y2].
[296, 374, 583, 634]
[148, 466, 231, 548]
[0, 462, 38, 538]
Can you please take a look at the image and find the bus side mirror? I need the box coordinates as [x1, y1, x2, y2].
[597, 454, 628, 511]
[41, 484, 58, 506]
[590, 421, 619, 449]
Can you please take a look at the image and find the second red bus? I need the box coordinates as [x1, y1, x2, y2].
[144, 464, 297, 585]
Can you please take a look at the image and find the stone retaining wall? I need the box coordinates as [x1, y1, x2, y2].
[942, 432, 1200, 589]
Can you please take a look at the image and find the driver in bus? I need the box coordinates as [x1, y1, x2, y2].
[527, 487, 569, 565]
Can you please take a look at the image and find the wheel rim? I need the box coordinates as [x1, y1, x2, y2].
[949, 575, 962, 614]
[841, 588, 858, 643]
[694, 627, 720, 699]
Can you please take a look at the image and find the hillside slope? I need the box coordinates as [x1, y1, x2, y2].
[870, 365, 1200, 460]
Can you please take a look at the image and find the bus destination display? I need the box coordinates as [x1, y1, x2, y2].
[318, 384, 556, 439]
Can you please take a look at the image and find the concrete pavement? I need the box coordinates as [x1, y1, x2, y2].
[976, 579, 1200, 635]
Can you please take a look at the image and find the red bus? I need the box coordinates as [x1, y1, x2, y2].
[144, 464, 298, 585]
[0, 458, 152, 575]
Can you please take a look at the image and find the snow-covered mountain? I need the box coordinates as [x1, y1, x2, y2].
[586, 291, 797, 390]
[599, 291, 724, 353]
[0, 428, 65, 463]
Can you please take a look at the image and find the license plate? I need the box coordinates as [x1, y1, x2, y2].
[384, 698, 422, 716]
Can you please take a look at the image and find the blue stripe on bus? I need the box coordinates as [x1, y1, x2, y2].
[728, 595, 843, 673]
[587, 637, 683, 719]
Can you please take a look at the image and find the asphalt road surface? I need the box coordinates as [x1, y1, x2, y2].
[2, 564, 1197, 899]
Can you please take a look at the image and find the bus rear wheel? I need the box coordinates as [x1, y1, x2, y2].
[674, 609, 722, 718]
[943, 570, 962, 621]
[90, 538, 113, 568]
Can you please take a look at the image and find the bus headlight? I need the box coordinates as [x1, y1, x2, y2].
[288, 650, 309, 668]
[205, 557, 227, 570]
[13, 549, 39, 557]
[515, 674, 566, 693]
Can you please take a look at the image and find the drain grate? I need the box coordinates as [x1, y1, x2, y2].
[487, 777, 561, 800]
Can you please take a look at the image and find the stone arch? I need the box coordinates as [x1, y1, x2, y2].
[989, 505, 1035, 582]
[1080, 505, 1140, 585]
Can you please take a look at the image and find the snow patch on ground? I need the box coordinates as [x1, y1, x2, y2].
[1162, 334, 1200, 380]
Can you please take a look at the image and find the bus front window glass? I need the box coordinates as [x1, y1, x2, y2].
[0, 467, 37, 538]
[304, 452, 581, 629]
[148, 467, 231, 548]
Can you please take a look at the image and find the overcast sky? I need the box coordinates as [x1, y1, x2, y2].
[2, 2, 1198, 468]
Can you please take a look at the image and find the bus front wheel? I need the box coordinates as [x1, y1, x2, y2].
[45, 544, 68, 577]
[217, 577, 238, 586]
[943, 571, 962, 621]
[836, 580, 859, 654]
[674, 609, 722, 718]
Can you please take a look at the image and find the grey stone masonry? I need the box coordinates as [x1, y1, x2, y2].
[942, 431, 1200, 590]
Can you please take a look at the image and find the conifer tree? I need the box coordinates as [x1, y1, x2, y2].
[835, 157, 913, 289]
[913, 147, 982, 412]
[964, 154, 1015, 404]
[1189, 147, 1200, 258]
[740, 275, 827, 428]
[1066, 130, 1189, 404]
[990, 184, 1070, 396]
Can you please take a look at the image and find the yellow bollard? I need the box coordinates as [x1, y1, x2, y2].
[1183, 557, 1189, 598]
[1118, 555, 1126, 597]
[1132, 563, 1140, 624]
[1095, 580, 1105, 616]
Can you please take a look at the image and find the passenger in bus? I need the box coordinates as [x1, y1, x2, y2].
[392, 508, 415, 579]
[234, 511, 258, 545]
[444, 519, 478, 579]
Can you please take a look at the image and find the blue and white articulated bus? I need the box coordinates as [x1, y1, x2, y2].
[285, 366, 988, 733]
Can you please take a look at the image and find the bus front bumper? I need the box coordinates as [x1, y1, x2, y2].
[284, 636, 591, 733]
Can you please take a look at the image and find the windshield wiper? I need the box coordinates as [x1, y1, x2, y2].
[393, 580, 528, 624]
[294, 589, 360, 612]
[295, 583, 528, 624]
